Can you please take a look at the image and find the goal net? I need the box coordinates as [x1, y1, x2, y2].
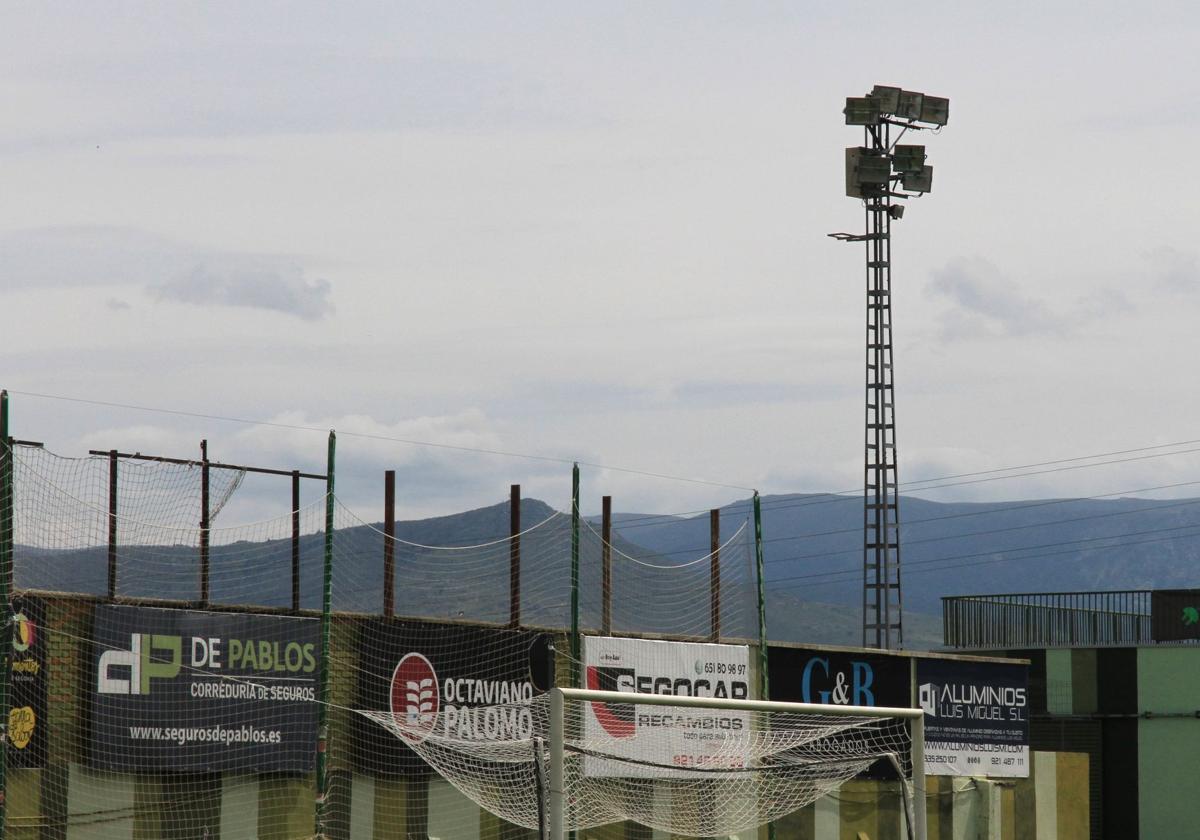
[358, 686, 925, 838]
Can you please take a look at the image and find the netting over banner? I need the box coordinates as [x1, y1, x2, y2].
[4, 444, 331, 838]
[0, 439, 911, 839]
[576, 512, 758, 641]
[12, 444, 249, 598]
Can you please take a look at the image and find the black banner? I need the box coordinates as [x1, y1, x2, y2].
[353, 621, 549, 775]
[917, 658, 1029, 777]
[8, 596, 48, 768]
[769, 647, 910, 707]
[89, 605, 319, 772]
[1151, 589, 1200, 641]
[769, 647, 911, 780]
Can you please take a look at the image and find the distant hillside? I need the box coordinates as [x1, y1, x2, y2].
[15, 492, 1199, 649]
[14, 498, 762, 640]
[611, 492, 1200, 615]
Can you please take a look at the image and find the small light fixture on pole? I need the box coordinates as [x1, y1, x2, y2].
[829, 85, 949, 650]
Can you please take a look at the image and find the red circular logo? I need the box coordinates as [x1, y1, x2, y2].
[389, 653, 439, 742]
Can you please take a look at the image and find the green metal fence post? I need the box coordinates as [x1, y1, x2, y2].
[753, 490, 774, 840]
[0, 390, 12, 840]
[315, 430, 335, 837]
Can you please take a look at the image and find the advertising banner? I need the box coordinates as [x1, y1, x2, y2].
[582, 636, 751, 776]
[769, 646, 911, 780]
[89, 605, 318, 772]
[8, 595, 47, 768]
[354, 621, 549, 775]
[918, 658, 1029, 778]
[769, 647, 909, 707]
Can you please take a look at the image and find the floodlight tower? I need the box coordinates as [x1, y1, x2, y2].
[830, 85, 948, 649]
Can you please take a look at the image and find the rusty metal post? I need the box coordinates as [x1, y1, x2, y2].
[107, 450, 118, 600]
[709, 508, 721, 642]
[602, 496, 612, 635]
[509, 484, 521, 627]
[384, 470, 396, 618]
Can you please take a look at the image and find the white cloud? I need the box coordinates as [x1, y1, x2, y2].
[0, 226, 194, 288]
[0, 225, 334, 320]
[925, 257, 1062, 340]
[1075, 287, 1134, 319]
[152, 262, 334, 321]
[1146, 246, 1200, 293]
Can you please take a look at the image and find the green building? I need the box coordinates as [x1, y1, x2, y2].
[943, 588, 1200, 839]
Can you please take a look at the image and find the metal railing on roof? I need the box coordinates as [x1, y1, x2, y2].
[942, 590, 1154, 649]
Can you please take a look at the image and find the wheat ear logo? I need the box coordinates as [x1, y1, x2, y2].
[389, 653, 439, 743]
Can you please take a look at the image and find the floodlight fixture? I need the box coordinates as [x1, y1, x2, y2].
[844, 96, 881, 125]
[895, 90, 923, 120]
[901, 164, 933, 193]
[888, 205, 904, 220]
[890, 144, 926, 174]
[870, 85, 902, 114]
[844, 148, 865, 198]
[845, 147, 891, 197]
[856, 154, 891, 184]
[919, 95, 949, 126]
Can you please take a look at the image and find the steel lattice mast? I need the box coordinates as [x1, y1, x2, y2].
[863, 117, 902, 649]
[831, 85, 948, 649]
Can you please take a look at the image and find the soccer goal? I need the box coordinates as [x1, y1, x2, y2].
[546, 687, 926, 840]
[361, 682, 926, 839]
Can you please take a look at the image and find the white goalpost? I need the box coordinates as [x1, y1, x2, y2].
[547, 687, 927, 840]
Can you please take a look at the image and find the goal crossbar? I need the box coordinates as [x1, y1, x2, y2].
[548, 687, 927, 840]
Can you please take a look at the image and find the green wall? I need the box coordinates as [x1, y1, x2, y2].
[1137, 648, 1200, 838]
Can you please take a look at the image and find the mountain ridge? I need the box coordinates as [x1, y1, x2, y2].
[15, 492, 1199, 648]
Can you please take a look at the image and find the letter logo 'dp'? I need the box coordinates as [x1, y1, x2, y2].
[97, 634, 181, 695]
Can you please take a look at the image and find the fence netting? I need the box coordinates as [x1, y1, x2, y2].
[5, 443, 851, 840]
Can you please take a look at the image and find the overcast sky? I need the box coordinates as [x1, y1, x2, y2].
[4, 2, 1200, 525]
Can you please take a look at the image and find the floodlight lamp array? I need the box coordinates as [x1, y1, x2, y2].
[845, 145, 933, 199]
[842, 84, 948, 201]
[840, 85, 949, 128]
